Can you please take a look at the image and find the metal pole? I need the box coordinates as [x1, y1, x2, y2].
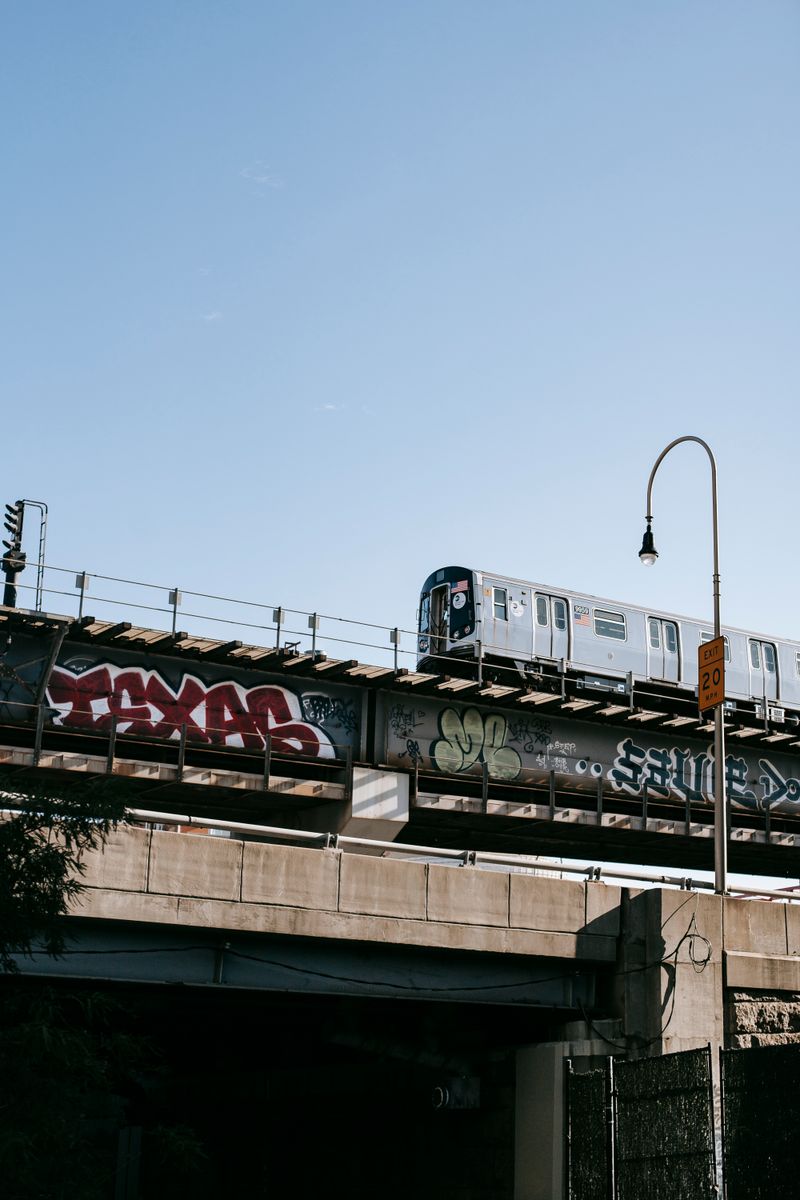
[644, 435, 727, 894]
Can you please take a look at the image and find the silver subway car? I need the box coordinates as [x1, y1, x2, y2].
[417, 566, 800, 719]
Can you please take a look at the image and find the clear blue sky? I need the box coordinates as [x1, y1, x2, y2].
[3, 2, 798, 646]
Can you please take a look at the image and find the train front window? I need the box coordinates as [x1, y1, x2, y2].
[419, 594, 430, 634]
[431, 588, 450, 652]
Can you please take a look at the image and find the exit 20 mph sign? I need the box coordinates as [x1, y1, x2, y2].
[698, 637, 725, 712]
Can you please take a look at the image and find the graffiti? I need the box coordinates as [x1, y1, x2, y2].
[398, 739, 423, 765]
[46, 664, 335, 757]
[759, 760, 800, 810]
[612, 737, 711, 801]
[389, 704, 424, 740]
[507, 716, 552, 753]
[384, 699, 800, 815]
[431, 707, 522, 780]
[301, 694, 358, 733]
[608, 737, 783, 811]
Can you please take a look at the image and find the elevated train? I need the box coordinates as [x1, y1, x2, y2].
[417, 566, 800, 722]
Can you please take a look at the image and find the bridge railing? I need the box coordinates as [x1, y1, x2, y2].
[11, 562, 426, 669]
[9, 560, 565, 686]
[91, 806, 800, 903]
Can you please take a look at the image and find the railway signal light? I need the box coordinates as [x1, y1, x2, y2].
[2, 499, 26, 607]
[3, 500, 24, 550]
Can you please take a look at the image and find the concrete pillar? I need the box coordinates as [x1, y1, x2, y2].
[514, 1023, 620, 1200]
[514, 1043, 565, 1200]
[278, 766, 410, 844]
[619, 888, 724, 1056]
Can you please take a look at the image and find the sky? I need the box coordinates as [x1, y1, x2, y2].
[2, 2, 799, 658]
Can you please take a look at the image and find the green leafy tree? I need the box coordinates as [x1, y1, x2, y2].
[0, 767, 127, 973]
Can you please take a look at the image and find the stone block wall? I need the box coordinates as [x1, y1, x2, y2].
[725, 990, 800, 1048]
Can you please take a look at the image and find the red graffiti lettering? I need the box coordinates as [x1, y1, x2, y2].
[205, 683, 261, 748]
[147, 675, 208, 741]
[48, 666, 113, 727]
[108, 669, 153, 735]
[247, 687, 321, 755]
[45, 663, 336, 760]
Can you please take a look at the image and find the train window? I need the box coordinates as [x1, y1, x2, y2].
[749, 641, 760, 670]
[648, 619, 660, 649]
[796, 651, 800, 678]
[553, 599, 567, 631]
[665, 622, 678, 653]
[701, 631, 731, 661]
[493, 588, 508, 621]
[763, 643, 776, 673]
[594, 610, 626, 640]
[536, 596, 548, 626]
[419, 594, 430, 634]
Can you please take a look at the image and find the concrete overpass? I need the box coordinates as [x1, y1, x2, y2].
[5, 600, 800, 1195]
[3, 605, 800, 876]
[13, 817, 800, 1199]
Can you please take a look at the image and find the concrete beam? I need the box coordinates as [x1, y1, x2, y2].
[74, 826, 619, 962]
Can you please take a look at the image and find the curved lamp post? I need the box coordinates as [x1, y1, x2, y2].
[639, 435, 727, 894]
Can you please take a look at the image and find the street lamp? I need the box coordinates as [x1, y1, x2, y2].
[639, 435, 727, 894]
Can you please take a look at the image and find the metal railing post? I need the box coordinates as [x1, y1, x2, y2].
[177, 723, 187, 781]
[106, 714, 118, 774]
[169, 588, 181, 635]
[263, 730, 272, 792]
[33, 703, 45, 766]
[76, 572, 89, 620]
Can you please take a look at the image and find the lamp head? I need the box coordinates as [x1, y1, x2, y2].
[639, 521, 658, 566]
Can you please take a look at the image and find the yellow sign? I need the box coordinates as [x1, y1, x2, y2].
[698, 637, 725, 712]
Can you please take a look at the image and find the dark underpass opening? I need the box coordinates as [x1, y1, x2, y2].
[1, 976, 583, 1200]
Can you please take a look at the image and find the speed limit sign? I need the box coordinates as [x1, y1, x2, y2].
[698, 637, 725, 712]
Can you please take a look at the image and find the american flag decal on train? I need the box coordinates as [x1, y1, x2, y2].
[451, 580, 469, 592]
[574, 605, 591, 626]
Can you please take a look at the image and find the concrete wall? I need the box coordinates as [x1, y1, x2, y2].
[75, 825, 621, 963]
[76, 825, 800, 1047]
[72, 826, 800, 1200]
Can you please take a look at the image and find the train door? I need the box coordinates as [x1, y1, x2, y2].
[534, 593, 569, 661]
[429, 584, 450, 659]
[647, 617, 679, 683]
[749, 639, 778, 703]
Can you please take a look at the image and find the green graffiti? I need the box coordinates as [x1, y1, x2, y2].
[432, 706, 522, 780]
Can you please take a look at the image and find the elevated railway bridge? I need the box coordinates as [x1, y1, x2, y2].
[4, 601, 800, 1197]
[2, 603, 800, 875]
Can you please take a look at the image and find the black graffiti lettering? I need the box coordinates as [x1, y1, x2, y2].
[301, 694, 358, 733]
[389, 704, 423, 740]
[507, 717, 552, 753]
[399, 739, 423, 765]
